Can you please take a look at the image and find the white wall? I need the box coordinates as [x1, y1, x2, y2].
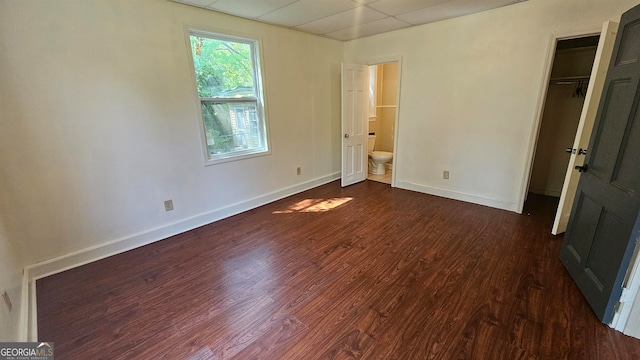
[344, 0, 639, 212]
[0, 219, 23, 341]
[0, 0, 343, 267]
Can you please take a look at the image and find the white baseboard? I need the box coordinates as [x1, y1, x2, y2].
[396, 180, 519, 212]
[20, 171, 340, 341]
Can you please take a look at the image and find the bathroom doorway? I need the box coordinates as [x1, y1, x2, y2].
[367, 61, 400, 185]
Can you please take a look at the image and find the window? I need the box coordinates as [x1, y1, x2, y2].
[188, 30, 268, 164]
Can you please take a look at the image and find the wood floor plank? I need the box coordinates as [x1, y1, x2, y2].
[230, 316, 308, 359]
[315, 329, 375, 360]
[36, 180, 640, 359]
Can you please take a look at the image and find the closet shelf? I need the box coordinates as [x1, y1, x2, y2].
[549, 75, 590, 84]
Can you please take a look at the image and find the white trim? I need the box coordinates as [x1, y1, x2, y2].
[396, 180, 519, 212]
[611, 233, 640, 332]
[517, 26, 602, 214]
[18, 269, 29, 342]
[28, 281, 37, 341]
[20, 171, 340, 339]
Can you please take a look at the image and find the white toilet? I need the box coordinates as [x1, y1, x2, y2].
[368, 135, 393, 175]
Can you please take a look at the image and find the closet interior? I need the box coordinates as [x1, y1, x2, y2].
[528, 36, 600, 197]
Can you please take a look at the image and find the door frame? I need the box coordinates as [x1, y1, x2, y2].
[363, 55, 403, 187]
[611, 240, 640, 332]
[518, 27, 602, 214]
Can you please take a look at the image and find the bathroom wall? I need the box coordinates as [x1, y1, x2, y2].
[368, 63, 397, 153]
[368, 65, 382, 137]
[376, 63, 398, 153]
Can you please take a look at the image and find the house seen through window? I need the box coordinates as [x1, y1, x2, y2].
[189, 30, 268, 163]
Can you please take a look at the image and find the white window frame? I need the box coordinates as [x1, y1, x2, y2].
[187, 29, 270, 165]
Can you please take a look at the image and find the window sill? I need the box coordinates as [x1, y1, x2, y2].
[204, 148, 271, 166]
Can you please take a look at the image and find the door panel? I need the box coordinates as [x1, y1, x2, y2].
[612, 105, 640, 192]
[552, 22, 619, 235]
[585, 210, 627, 289]
[588, 80, 634, 178]
[560, 3, 640, 323]
[564, 193, 600, 262]
[341, 63, 368, 187]
[615, 19, 640, 64]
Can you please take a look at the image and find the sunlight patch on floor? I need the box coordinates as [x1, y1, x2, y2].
[273, 197, 353, 214]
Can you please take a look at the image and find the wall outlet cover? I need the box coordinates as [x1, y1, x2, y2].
[164, 200, 174, 211]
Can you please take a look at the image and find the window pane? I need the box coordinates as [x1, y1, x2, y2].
[248, 106, 259, 136]
[233, 107, 247, 130]
[190, 36, 256, 98]
[201, 101, 264, 157]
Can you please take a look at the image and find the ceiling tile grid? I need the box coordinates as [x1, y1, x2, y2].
[326, 16, 413, 41]
[295, 7, 388, 34]
[257, 0, 359, 27]
[172, 0, 527, 41]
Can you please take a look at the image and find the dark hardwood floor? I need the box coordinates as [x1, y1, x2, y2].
[37, 180, 640, 359]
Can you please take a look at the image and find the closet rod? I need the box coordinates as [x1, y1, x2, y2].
[549, 76, 590, 85]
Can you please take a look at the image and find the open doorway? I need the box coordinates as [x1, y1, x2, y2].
[527, 35, 600, 224]
[367, 62, 399, 185]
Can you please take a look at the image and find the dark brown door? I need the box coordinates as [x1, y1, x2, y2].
[560, 4, 640, 323]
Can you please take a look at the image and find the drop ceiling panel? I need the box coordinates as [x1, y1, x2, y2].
[368, 0, 452, 16]
[258, 0, 358, 27]
[351, 0, 381, 4]
[177, 0, 216, 6]
[397, 0, 522, 24]
[326, 17, 412, 41]
[295, 7, 388, 35]
[207, 0, 298, 19]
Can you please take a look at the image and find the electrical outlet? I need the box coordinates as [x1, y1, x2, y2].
[164, 200, 174, 211]
[2, 290, 12, 312]
[297, 167, 301, 175]
[443, 170, 450, 180]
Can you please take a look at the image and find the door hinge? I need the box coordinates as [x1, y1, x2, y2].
[613, 288, 631, 317]
[619, 287, 631, 303]
[614, 301, 622, 315]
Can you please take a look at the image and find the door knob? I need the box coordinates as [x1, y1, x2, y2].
[566, 147, 575, 154]
[578, 148, 588, 155]
[344, 134, 350, 139]
[575, 164, 589, 173]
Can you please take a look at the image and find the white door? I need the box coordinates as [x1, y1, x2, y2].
[341, 63, 368, 187]
[552, 21, 619, 235]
